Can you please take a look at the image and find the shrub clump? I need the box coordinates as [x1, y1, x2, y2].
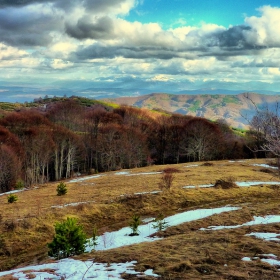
[56, 182, 67, 196]
[202, 162, 214, 166]
[213, 177, 238, 189]
[162, 167, 180, 173]
[159, 172, 175, 191]
[7, 194, 18, 203]
[48, 217, 87, 259]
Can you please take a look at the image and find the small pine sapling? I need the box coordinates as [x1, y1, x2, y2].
[129, 214, 141, 236]
[14, 180, 25, 190]
[153, 213, 168, 232]
[56, 182, 67, 196]
[88, 226, 99, 249]
[48, 217, 87, 259]
[7, 194, 18, 203]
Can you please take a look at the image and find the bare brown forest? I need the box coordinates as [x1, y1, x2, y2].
[0, 97, 258, 193]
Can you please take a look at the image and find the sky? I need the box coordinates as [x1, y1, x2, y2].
[1, 0, 280, 102]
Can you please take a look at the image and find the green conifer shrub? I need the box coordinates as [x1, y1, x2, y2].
[14, 180, 25, 190]
[7, 194, 18, 203]
[129, 214, 141, 236]
[87, 226, 99, 249]
[48, 217, 87, 259]
[152, 213, 168, 232]
[56, 182, 67, 196]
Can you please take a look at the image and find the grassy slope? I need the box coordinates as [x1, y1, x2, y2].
[1, 159, 280, 278]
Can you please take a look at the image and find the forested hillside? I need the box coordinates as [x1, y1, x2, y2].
[0, 97, 253, 193]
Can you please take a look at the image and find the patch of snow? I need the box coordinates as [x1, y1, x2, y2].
[246, 232, 280, 242]
[115, 171, 131, 175]
[261, 254, 278, 258]
[229, 160, 246, 163]
[150, 190, 161, 194]
[183, 185, 196, 189]
[0, 189, 27, 197]
[134, 190, 161, 195]
[236, 181, 280, 187]
[0, 259, 159, 279]
[86, 206, 240, 252]
[51, 201, 94, 209]
[183, 184, 214, 189]
[126, 172, 162, 176]
[68, 175, 102, 183]
[142, 217, 155, 223]
[261, 258, 280, 267]
[242, 257, 251, 261]
[184, 164, 199, 167]
[144, 269, 159, 277]
[201, 215, 280, 231]
[252, 164, 278, 169]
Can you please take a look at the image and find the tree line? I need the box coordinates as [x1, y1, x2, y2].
[0, 97, 256, 193]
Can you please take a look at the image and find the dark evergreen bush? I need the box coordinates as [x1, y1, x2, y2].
[56, 182, 67, 196]
[48, 217, 87, 259]
[129, 214, 141, 236]
[7, 194, 18, 203]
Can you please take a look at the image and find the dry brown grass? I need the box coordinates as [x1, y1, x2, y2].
[1, 158, 280, 279]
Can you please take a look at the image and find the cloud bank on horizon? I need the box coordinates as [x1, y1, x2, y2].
[1, 0, 280, 101]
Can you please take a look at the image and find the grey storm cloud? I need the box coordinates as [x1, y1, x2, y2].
[207, 25, 261, 50]
[0, 0, 131, 12]
[0, 5, 63, 46]
[74, 44, 186, 60]
[65, 16, 115, 40]
[0, 0, 56, 7]
[83, 0, 132, 13]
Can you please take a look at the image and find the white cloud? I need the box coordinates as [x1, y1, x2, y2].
[244, 6, 280, 47]
[50, 59, 74, 69]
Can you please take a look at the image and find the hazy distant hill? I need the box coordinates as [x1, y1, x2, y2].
[104, 92, 280, 128]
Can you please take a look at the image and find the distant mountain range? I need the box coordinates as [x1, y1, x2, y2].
[103, 92, 280, 129]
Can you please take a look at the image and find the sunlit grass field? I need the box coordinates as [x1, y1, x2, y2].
[1, 158, 280, 279]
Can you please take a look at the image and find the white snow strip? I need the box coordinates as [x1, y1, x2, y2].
[246, 232, 280, 242]
[236, 181, 280, 187]
[115, 171, 131, 175]
[183, 184, 214, 189]
[242, 257, 251, 261]
[51, 201, 94, 209]
[126, 172, 162, 176]
[68, 175, 102, 183]
[201, 215, 280, 231]
[183, 181, 280, 189]
[134, 190, 161, 195]
[0, 189, 27, 197]
[184, 164, 199, 167]
[142, 217, 155, 223]
[261, 254, 278, 258]
[261, 258, 280, 267]
[0, 259, 159, 279]
[251, 164, 278, 169]
[86, 206, 240, 252]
